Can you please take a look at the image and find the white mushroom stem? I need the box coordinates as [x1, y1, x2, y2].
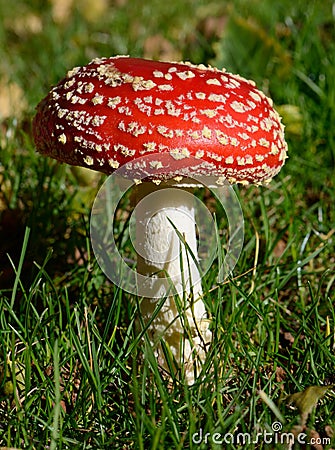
[135, 182, 212, 382]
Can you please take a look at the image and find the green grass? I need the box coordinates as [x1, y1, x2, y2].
[0, 0, 334, 448]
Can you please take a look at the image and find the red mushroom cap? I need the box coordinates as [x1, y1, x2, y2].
[33, 56, 287, 185]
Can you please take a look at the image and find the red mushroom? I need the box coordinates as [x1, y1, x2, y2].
[33, 56, 288, 382]
[34, 56, 286, 182]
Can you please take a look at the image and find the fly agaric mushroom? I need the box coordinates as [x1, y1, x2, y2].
[33, 56, 288, 382]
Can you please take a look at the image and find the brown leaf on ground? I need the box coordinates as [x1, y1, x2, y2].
[287, 385, 334, 427]
[283, 331, 295, 345]
[197, 15, 228, 40]
[0, 78, 28, 120]
[309, 429, 325, 450]
[324, 425, 334, 438]
[275, 366, 286, 383]
[273, 238, 287, 259]
[49, 0, 74, 24]
[76, 0, 109, 22]
[143, 35, 182, 62]
[4, 12, 42, 36]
